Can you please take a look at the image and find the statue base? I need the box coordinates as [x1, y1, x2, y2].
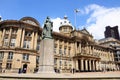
[38, 38, 55, 73]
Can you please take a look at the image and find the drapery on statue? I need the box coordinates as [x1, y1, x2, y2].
[42, 16, 53, 39]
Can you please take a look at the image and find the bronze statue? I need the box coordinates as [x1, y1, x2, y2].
[42, 16, 53, 39]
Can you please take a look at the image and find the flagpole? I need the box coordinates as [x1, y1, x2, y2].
[74, 9, 80, 30]
[74, 11, 76, 30]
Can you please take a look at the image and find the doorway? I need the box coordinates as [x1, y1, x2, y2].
[22, 64, 27, 73]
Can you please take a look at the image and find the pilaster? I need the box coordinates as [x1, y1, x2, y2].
[31, 32, 34, 49]
[34, 32, 38, 50]
[1, 29, 5, 46]
[16, 28, 22, 47]
[8, 28, 12, 46]
[21, 28, 25, 48]
[0, 29, 2, 46]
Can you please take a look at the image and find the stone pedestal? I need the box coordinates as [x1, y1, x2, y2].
[38, 38, 55, 73]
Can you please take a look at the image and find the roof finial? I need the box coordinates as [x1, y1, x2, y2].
[64, 15, 68, 19]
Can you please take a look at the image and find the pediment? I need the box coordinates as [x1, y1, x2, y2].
[81, 28, 90, 35]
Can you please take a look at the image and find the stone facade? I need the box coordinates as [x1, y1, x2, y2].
[98, 37, 120, 70]
[0, 16, 118, 73]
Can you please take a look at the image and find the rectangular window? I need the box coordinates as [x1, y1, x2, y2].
[59, 46, 62, 54]
[54, 48, 56, 54]
[12, 29, 17, 34]
[36, 56, 39, 64]
[54, 44, 57, 54]
[23, 54, 29, 61]
[10, 39, 16, 47]
[64, 28, 67, 32]
[8, 52, 13, 59]
[0, 63, 2, 68]
[64, 47, 66, 55]
[4, 38, 8, 46]
[68, 48, 71, 56]
[64, 61, 67, 66]
[0, 52, 4, 60]
[36, 42, 40, 51]
[60, 60, 62, 66]
[23, 41, 30, 49]
[54, 58, 57, 65]
[5, 29, 9, 34]
[6, 63, 12, 69]
[25, 31, 31, 36]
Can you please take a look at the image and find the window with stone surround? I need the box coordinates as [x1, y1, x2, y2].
[0, 52, 4, 60]
[12, 29, 17, 34]
[10, 38, 16, 47]
[54, 58, 57, 65]
[59, 46, 62, 54]
[54, 44, 57, 54]
[64, 27, 67, 32]
[23, 40, 30, 49]
[36, 56, 39, 64]
[25, 31, 31, 37]
[64, 47, 66, 55]
[0, 63, 2, 68]
[6, 63, 12, 69]
[36, 42, 40, 51]
[68, 47, 71, 56]
[3, 37, 8, 46]
[23, 54, 29, 61]
[8, 52, 13, 60]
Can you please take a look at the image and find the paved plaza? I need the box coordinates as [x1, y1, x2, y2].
[0, 71, 120, 79]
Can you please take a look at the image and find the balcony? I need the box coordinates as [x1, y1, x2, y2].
[75, 52, 100, 59]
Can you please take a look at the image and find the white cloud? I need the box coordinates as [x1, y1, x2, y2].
[51, 17, 63, 32]
[81, 4, 120, 39]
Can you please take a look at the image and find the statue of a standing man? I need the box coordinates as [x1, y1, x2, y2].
[42, 16, 53, 39]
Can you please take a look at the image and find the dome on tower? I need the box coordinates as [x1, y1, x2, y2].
[59, 16, 73, 36]
[60, 15, 72, 27]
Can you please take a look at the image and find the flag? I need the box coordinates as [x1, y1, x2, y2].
[74, 9, 80, 13]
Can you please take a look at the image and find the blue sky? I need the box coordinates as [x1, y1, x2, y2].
[0, 0, 120, 39]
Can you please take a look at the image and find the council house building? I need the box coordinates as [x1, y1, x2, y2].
[0, 16, 118, 73]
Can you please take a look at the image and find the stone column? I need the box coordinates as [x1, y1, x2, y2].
[34, 32, 38, 50]
[0, 29, 5, 46]
[99, 61, 102, 71]
[79, 42, 81, 53]
[8, 28, 12, 46]
[15, 28, 22, 47]
[85, 59, 88, 71]
[89, 60, 91, 71]
[31, 32, 34, 49]
[93, 60, 95, 71]
[81, 58, 84, 71]
[96, 61, 99, 71]
[75, 42, 77, 55]
[57, 39, 60, 55]
[0, 30, 2, 46]
[21, 28, 25, 48]
[75, 59, 78, 71]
